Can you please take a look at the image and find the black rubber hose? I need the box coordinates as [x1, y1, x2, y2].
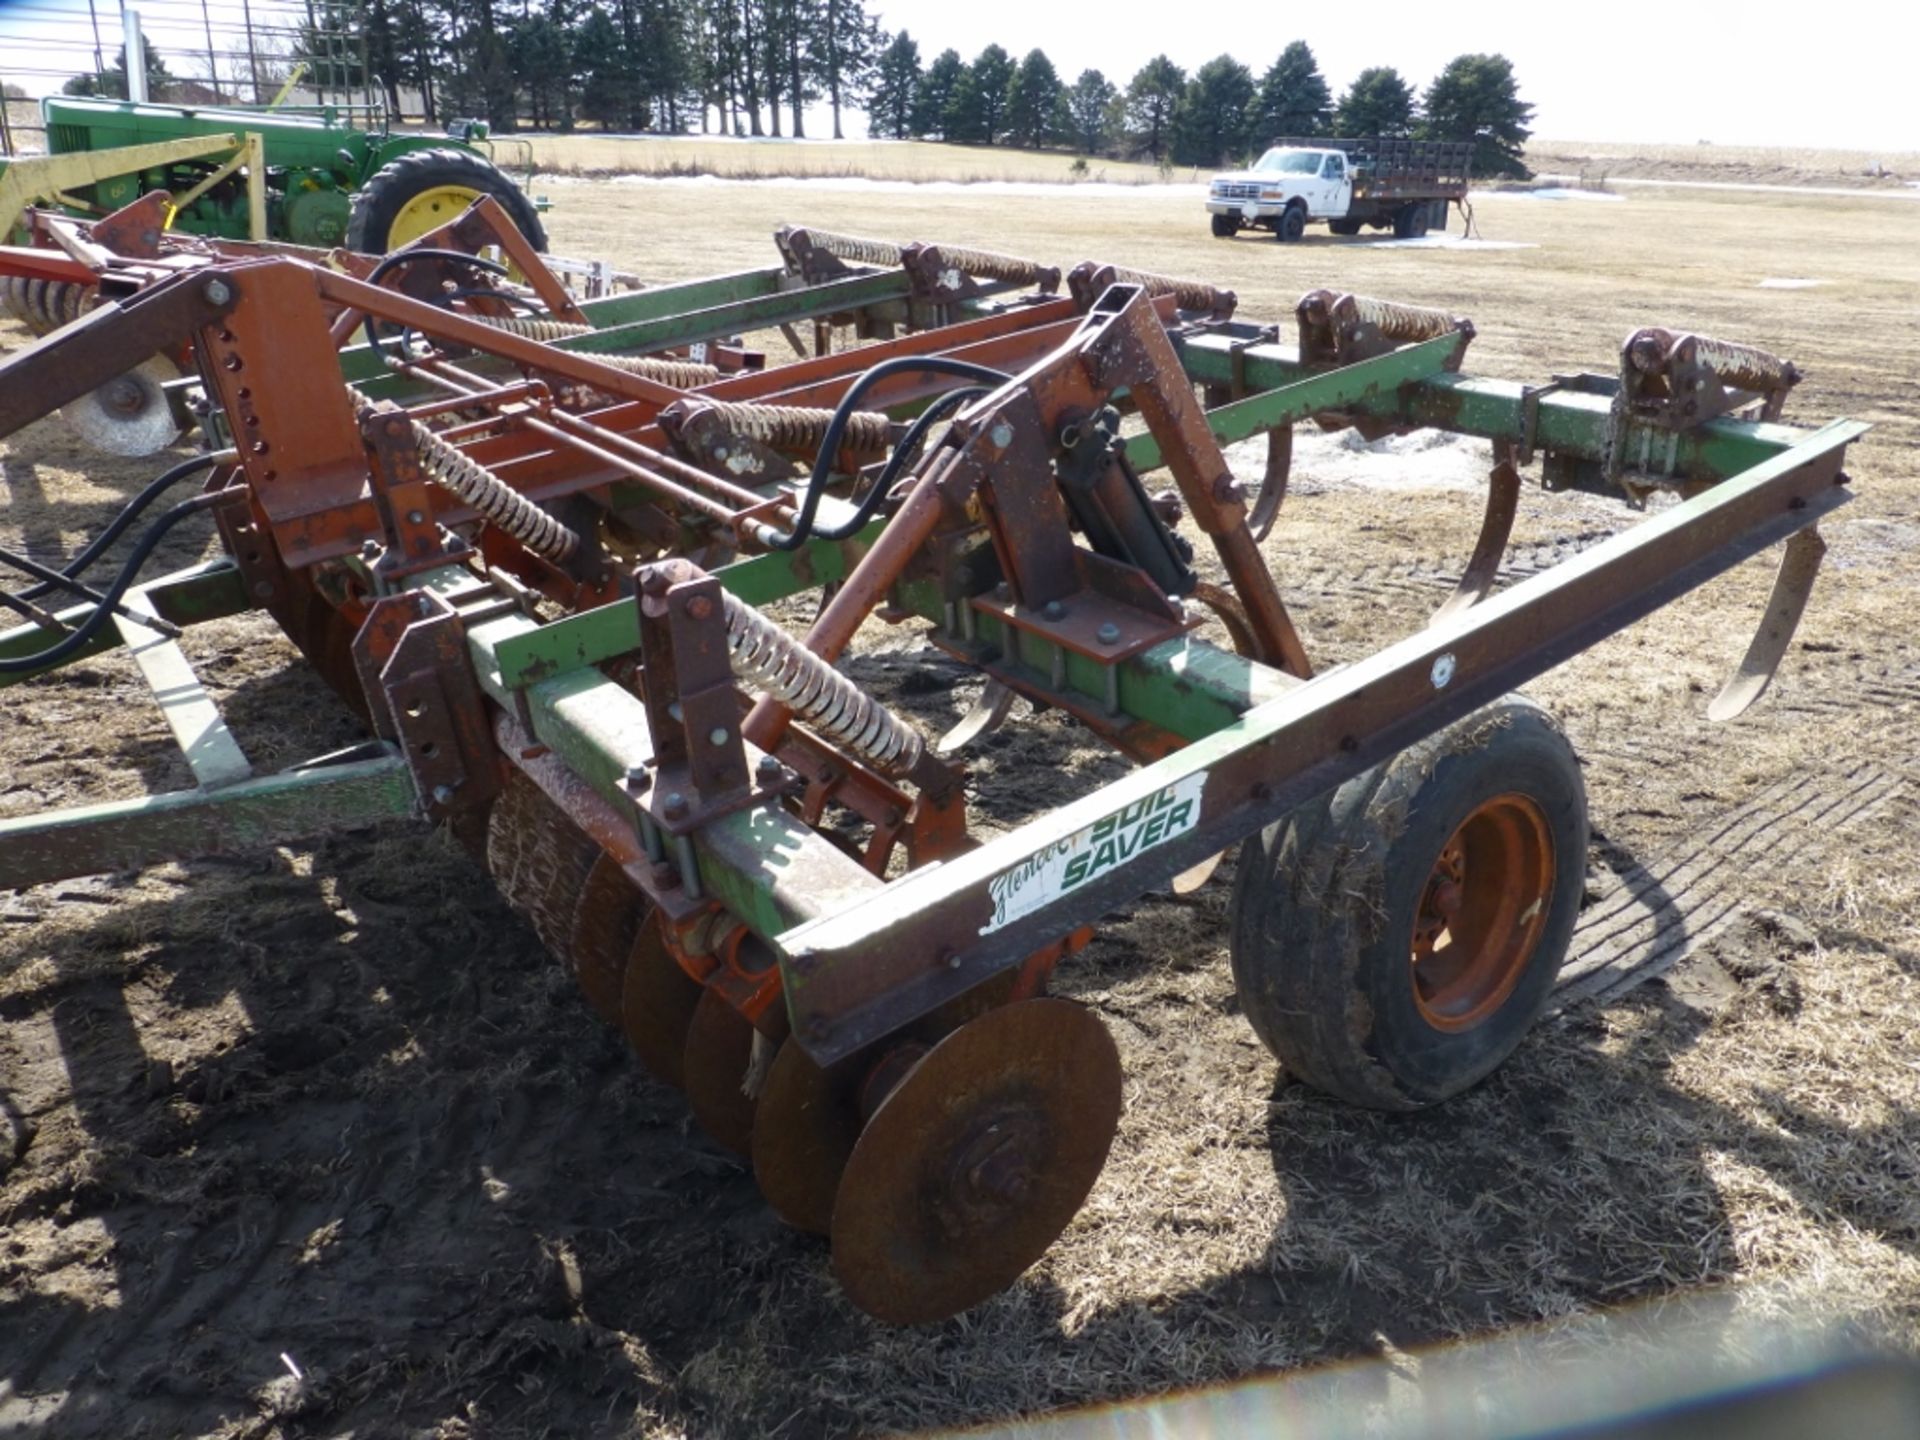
[361, 249, 511, 369]
[0, 491, 226, 675]
[20, 450, 231, 601]
[763, 356, 1010, 552]
[819, 384, 989, 543]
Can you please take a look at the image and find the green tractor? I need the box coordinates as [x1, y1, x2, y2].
[0, 97, 548, 454]
[20, 95, 546, 253]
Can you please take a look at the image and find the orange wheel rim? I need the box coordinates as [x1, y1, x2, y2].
[1409, 793, 1554, 1032]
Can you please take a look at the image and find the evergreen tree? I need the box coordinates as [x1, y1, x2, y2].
[814, 0, 878, 140]
[63, 34, 173, 99]
[1063, 68, 1117, 155]
[511, 9, 576, 130]
[944, 43, 1013, 145]
[1004, 49, 1063, 149]
[1171, 54, 1253, 166]
[1333, 66, 1416, 136]
[1247, 41, 1330, 142]
[1420, 52, 1533, 178]
[1122, 54, 1184, 161]
[868, 32, 921, 139]
[914, 47, 964, 137]
[575, 6, 635, 126]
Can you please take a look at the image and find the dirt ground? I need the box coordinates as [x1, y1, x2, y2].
[3, 179, 1920, 1438]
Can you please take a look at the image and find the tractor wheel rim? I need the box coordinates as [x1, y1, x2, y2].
[386, 184, 486, 248]
[1409, 792, 1554, 1032]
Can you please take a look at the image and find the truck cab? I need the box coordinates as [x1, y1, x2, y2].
[1207, 147, 1351, 239]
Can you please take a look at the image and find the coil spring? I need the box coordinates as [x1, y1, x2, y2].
[1098, 265, 1236, 316]
[411, 420, 581, 563]
[470, 312, 595, 342]
[802, 229, 905, 268]
[696, 399, 892, 454]
[1343, 293, 1464, 343]
[928, 243, 1056, 288]
[596, 353, 723, 389]
[720, 591, 923, 774]
[347, 384, 582, 563]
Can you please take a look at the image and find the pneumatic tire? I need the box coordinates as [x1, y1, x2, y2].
[1211, 213, 1239, 238]
[346, 146, 548, 255]
[1275, 204, 1307, 242]
[1327, 217, 1362, 236]
[1229, 695, 1587, 1111]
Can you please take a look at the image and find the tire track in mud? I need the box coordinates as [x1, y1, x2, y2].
[1553, 760, 1907, 1008]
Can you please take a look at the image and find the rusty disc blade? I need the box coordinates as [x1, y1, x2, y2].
[618, 912, 701, 1088]
[751, 1040, 863, 1235]
[682, 988, 759, 1158]
[830, 997, 1122, 1325]
[569, 851, 650, 1026]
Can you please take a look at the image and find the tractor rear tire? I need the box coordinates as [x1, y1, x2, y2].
[1229, 695, 1587, 1111]
[1211, 213, 1239, 238]
[346, 146, 548, 256]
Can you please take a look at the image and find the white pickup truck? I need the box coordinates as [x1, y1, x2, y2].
[1206, 137, 1472, 242]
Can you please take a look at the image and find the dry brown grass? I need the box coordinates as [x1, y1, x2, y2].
[3, 176, 1920, 1436]
[511, 133, 1172, 185]
[1527, 137, 1920, 186]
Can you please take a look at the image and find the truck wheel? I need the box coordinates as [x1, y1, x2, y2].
[1327, 218, 1362, 237]
[1391, 203, 1430, 239]
[1211, 213, 1239, 238]
[1276, 204, 1307, 242]
[346, 146, 548, 255]
[1428, 199, 1450, 234]
[1229, 694, 1587, 1111]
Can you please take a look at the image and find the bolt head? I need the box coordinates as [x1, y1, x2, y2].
[406, 510, 425, 525]
[989, 421, 1015, 449]
[625, 764, 650, 790]
[1097, 622, 1121, 645]
[686, 594, 715, 621]
[1042, 599, 1066, 621]
[203, 277, 232, 306]
[708, 726, 730, 747]
[756, 754, 782, 777]
[430, 784, 455, 804]
[663, 791, 688, 818]
[1430, 652, 1457, 689]
[360, 539, 381, 560]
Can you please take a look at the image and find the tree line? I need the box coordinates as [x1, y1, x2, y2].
[56, 6, 1534, 179]
[871, 41, 1534, 177]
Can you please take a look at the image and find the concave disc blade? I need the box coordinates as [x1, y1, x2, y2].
[830, 997, 1121, 1326]
[751, 1040, 863, 1236]
[618, 912, 701, 1088]
[60, 356, 185, 457]
[568, 851, 650, 1026]
[682, 987, 759, 1157]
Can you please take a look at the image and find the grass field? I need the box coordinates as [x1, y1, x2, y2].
[3, 174, 1920, 1436]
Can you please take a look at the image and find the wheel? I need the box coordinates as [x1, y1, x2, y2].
[1229, 695, 1587, 1111]
[1275, 204, 1307, 242]
[346, 146, 548, 255]
[1327, 217, 1362, 237]
[1428, 199, 1450, 234]
[1392, 202, 1430, 239]
[1210, 213, 1238, 238]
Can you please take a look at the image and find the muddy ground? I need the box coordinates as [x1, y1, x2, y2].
[3, 180, 1919, 1438]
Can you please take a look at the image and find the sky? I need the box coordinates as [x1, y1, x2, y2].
[871, 0, 1913, 151]
[2, 0, 1914, 152]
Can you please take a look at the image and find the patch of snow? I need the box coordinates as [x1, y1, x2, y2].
[579, 173, 1203, 197]
[1475, 186, 1626, 203]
